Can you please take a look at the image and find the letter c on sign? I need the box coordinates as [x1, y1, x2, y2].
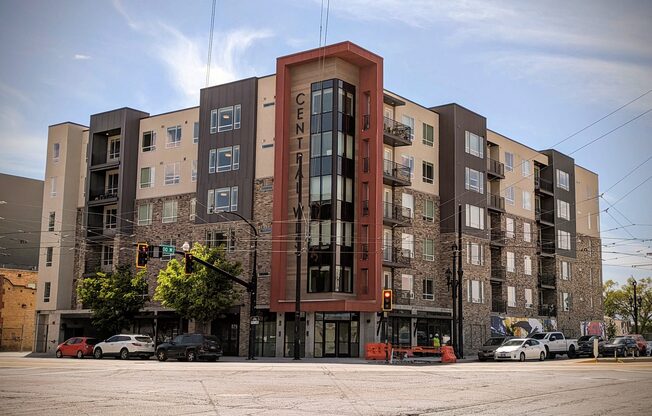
[296, 93, 305, 105]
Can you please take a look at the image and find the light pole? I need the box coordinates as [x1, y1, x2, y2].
[445, 266, 456, 353]
[217, 211, 258, 360]
[629, 279, 642, 334]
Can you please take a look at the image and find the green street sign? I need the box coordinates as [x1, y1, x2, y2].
[161, 245, 175, 255]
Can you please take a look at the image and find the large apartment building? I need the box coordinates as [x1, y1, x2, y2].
[35, 42, 603, 357]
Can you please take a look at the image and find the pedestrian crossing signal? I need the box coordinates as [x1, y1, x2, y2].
[382, 289, 393, 311]
[136, 243, 148, 268]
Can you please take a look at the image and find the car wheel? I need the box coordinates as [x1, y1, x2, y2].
[76, 350, 84, 359]
[539, 351, 546, 361]
[156, 349, 168, 362]
[56, 349, 63, 358]
[120, 348, 129, 360]
[568, 346, 576, 359]
[186, 349, 197, 362]
[94, 348, 103, 359]
[519, 352, 525, 362]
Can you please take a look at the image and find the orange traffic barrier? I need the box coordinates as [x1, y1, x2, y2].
[365, 343, 388, 360]
[441, 345, 457, 363]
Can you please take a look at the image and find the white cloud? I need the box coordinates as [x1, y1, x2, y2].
[0, 81, 32, 105]
[0, 104, 45, 179]
[73, 54, 91, 60]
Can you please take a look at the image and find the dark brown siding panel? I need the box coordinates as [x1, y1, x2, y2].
[196, 78, 258, 223]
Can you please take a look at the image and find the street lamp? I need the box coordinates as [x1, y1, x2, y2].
[217, 210, 258, 360]
[629, 279, 642, 334]
[445, 266, 457, 353]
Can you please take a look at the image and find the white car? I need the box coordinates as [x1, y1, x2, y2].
[93, 334, 155, 360]
[494, 338, 546, 362]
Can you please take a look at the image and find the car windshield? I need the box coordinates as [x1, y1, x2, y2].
[205, 335, 219, 343]
[578, 336, 593, 343]
[136, 336, 152, 343]
[483, 338, 505, 346]
[85, 338, 99, 345]
[610, 338, 626, 344]
[530, 333, 546, 340]
[502, 340, 524, 347]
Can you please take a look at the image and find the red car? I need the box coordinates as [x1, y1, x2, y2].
[56, 337, 99, 358]
[626, 334, 647, 356]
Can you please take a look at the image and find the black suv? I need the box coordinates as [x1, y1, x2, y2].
[156, 334, 223, 362]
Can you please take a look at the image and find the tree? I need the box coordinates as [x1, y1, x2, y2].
[77, 265, 148, 336]
[603, 277, 652, 335]
[154, 243, 242, 325]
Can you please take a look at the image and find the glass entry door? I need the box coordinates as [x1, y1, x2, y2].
[323, 321, 351, 357]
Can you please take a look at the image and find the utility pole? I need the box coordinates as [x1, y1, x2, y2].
[294, 152, 303, 360]
[457, 204, 464, 359]
[630, 278, 640, 334]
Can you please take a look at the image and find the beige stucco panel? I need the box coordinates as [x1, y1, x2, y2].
[255, 75, 277, 179]
[575, 165, 600, 238]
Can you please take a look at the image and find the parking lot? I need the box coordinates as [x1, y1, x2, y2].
[0, 352, 650, 415]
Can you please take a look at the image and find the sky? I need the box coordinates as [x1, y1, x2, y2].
[0, 0, 651, 285]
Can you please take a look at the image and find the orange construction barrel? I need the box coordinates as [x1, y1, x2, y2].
[441, 346, 457, 363]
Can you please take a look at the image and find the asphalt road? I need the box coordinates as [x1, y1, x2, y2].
[0, 353, 650, 415]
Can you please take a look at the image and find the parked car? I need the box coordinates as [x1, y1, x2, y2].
[646, 341, 652, 357]
[155, 333, 223, 362]
[576, 335, 605, 358]
[56, 337, 99, 358]
[528, 332, 579, 359]
[93, 334, 155, 360]
[477, 336, 513, 361]
[494, 338, 547, 362]
[601, 337, 639, 357]
[625, 334, 647, 356]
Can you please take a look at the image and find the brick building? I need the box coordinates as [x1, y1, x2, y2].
[0, 268, 37, 351]
[35, 42, 604, 356]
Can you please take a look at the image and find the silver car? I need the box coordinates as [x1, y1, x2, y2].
[93, 334, 155, 360]
[495, 338, 547, 362]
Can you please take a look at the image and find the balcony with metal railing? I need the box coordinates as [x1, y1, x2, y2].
[538, 272, 557, 289]
[490, 228, 505, 246]
[536, 238, 555, 257]
[382, 201, 412, 227]
[538, 303, 557, 317]
[383, 116, 413, 147]
[535, 177, 554, 195]
[488, 193, 505, 212]
[487, 158, 505, 179]
[491, 265, 506, 282]
[535, 208, 554, 226]
[382, 246, 412, 268]
[383, 159, 411, 186]
[492, 298, 507, 313]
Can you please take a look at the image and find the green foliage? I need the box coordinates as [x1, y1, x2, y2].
[154, 243, 241, 323]
[76, 265, 148, 336]
[603, 277, 652, 334]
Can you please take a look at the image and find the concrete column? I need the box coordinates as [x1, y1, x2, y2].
[305, 312, 314, 358]
[275, 312, 285, 357]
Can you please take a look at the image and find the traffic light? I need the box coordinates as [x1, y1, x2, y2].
[382, 289, 393, 311]
[136, 243, 148, 268]
[184, 253, 194, 275]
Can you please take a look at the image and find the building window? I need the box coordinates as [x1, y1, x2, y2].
[46, 247, 53, 267]
[162, 200, 178, 223]
[334, 266, 353, 293]
[505, 152, 514, 171]
[140, 167, 154, 188]
[556, 169, 570, 191]
[104, 207, 117, 229]
[164, 162, 181, 185]
[166, 126, 182, 148]
[142, 131, 156, 152]
[161, 239, 176, 261]
[467, 242, 483, 265]
[557, 199, 570, 220]
[102, 245, 113, 266]
[208, 186, 238, 213]
[206, 230, 231, 250]
[506, 217, 515, 239]
[525, 289, 533, 308]
[217, 105, 241, 132]
[401, 115, 415, 141]
[209, 149, 217, 174]
[106, 172, 119, 195]
[508, 286, 516, 307]
[423, 276, 434, 300]
[193, 122, 199, 143]
[522, 191, 532, 210]
[523, 222, 531, 242]
[423, 238, 434, 261]
[137, 203, 153, 226]
[562, 292, 570, 311]
[422, 123, 434, 147]
[108, 135, 120, 160]
[465, 131, 484, 158]
[423, 199, 434, 222]
[402, 233, 414, 258]
[401, 154, 415, 178]
[50, 177, 57, 197]
[557, 230, 571, 250]
[190, 198, 196, 221]
[561, 261, 571, 280]
[191, 160, 197, 182]
[401, 274, 414, 294]
[468, 280, 484, 303]
[505, 186, 514, 205]
[524, 255, 532, 275]
[522, 160, 531, 177]
[507, 251, 515, 273]
[210, 109, 218, 133]
[216, 145, 240, 172]
[402, 193, 414, 218]
[53, 143, 60, 161]
[465, 167, 484, 194]
[43, 282, 51, 302]
[465, 204, 485, 230]
[48, 212, 55, 232]
[422, 161, 434, 184]
[234, 104, 241, 129]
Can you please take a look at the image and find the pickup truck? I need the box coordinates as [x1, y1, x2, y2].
[528, 332, 579, 359]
